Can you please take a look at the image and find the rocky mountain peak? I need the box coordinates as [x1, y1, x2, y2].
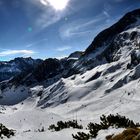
[85, 9, 140, 55]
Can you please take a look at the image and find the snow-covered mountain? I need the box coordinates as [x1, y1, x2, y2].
[0, 9, 140, 140]
[68, 51, 83, 59]
[0, 57, 43, 82]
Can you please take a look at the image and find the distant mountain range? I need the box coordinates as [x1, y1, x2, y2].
[0, 57, 43, 82]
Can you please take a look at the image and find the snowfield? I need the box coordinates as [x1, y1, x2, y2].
[1, 54, 140, 139]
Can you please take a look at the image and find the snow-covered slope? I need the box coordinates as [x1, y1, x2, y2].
[0, 9, 140, 140]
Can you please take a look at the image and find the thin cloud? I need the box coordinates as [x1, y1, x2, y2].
[25, 38, 48, 48]
[56, 46, 71, 52]
[36, 8, 63, 29]
[103, 11, 110, 18]
[60, 15, 106, 39]
[26, 0, 71, 29]
[0, 50, 36, 57]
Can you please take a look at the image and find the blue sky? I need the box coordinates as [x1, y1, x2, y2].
[0, 0, 139, 61]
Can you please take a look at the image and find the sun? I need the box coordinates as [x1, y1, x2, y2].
[40, 0, 69, 10]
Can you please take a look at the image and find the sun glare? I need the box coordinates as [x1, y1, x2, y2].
[40, 0, 69, 10]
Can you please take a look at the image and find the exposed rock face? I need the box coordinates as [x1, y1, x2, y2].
[0, 57, 42, 82]
[31, 58, 63, 82]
